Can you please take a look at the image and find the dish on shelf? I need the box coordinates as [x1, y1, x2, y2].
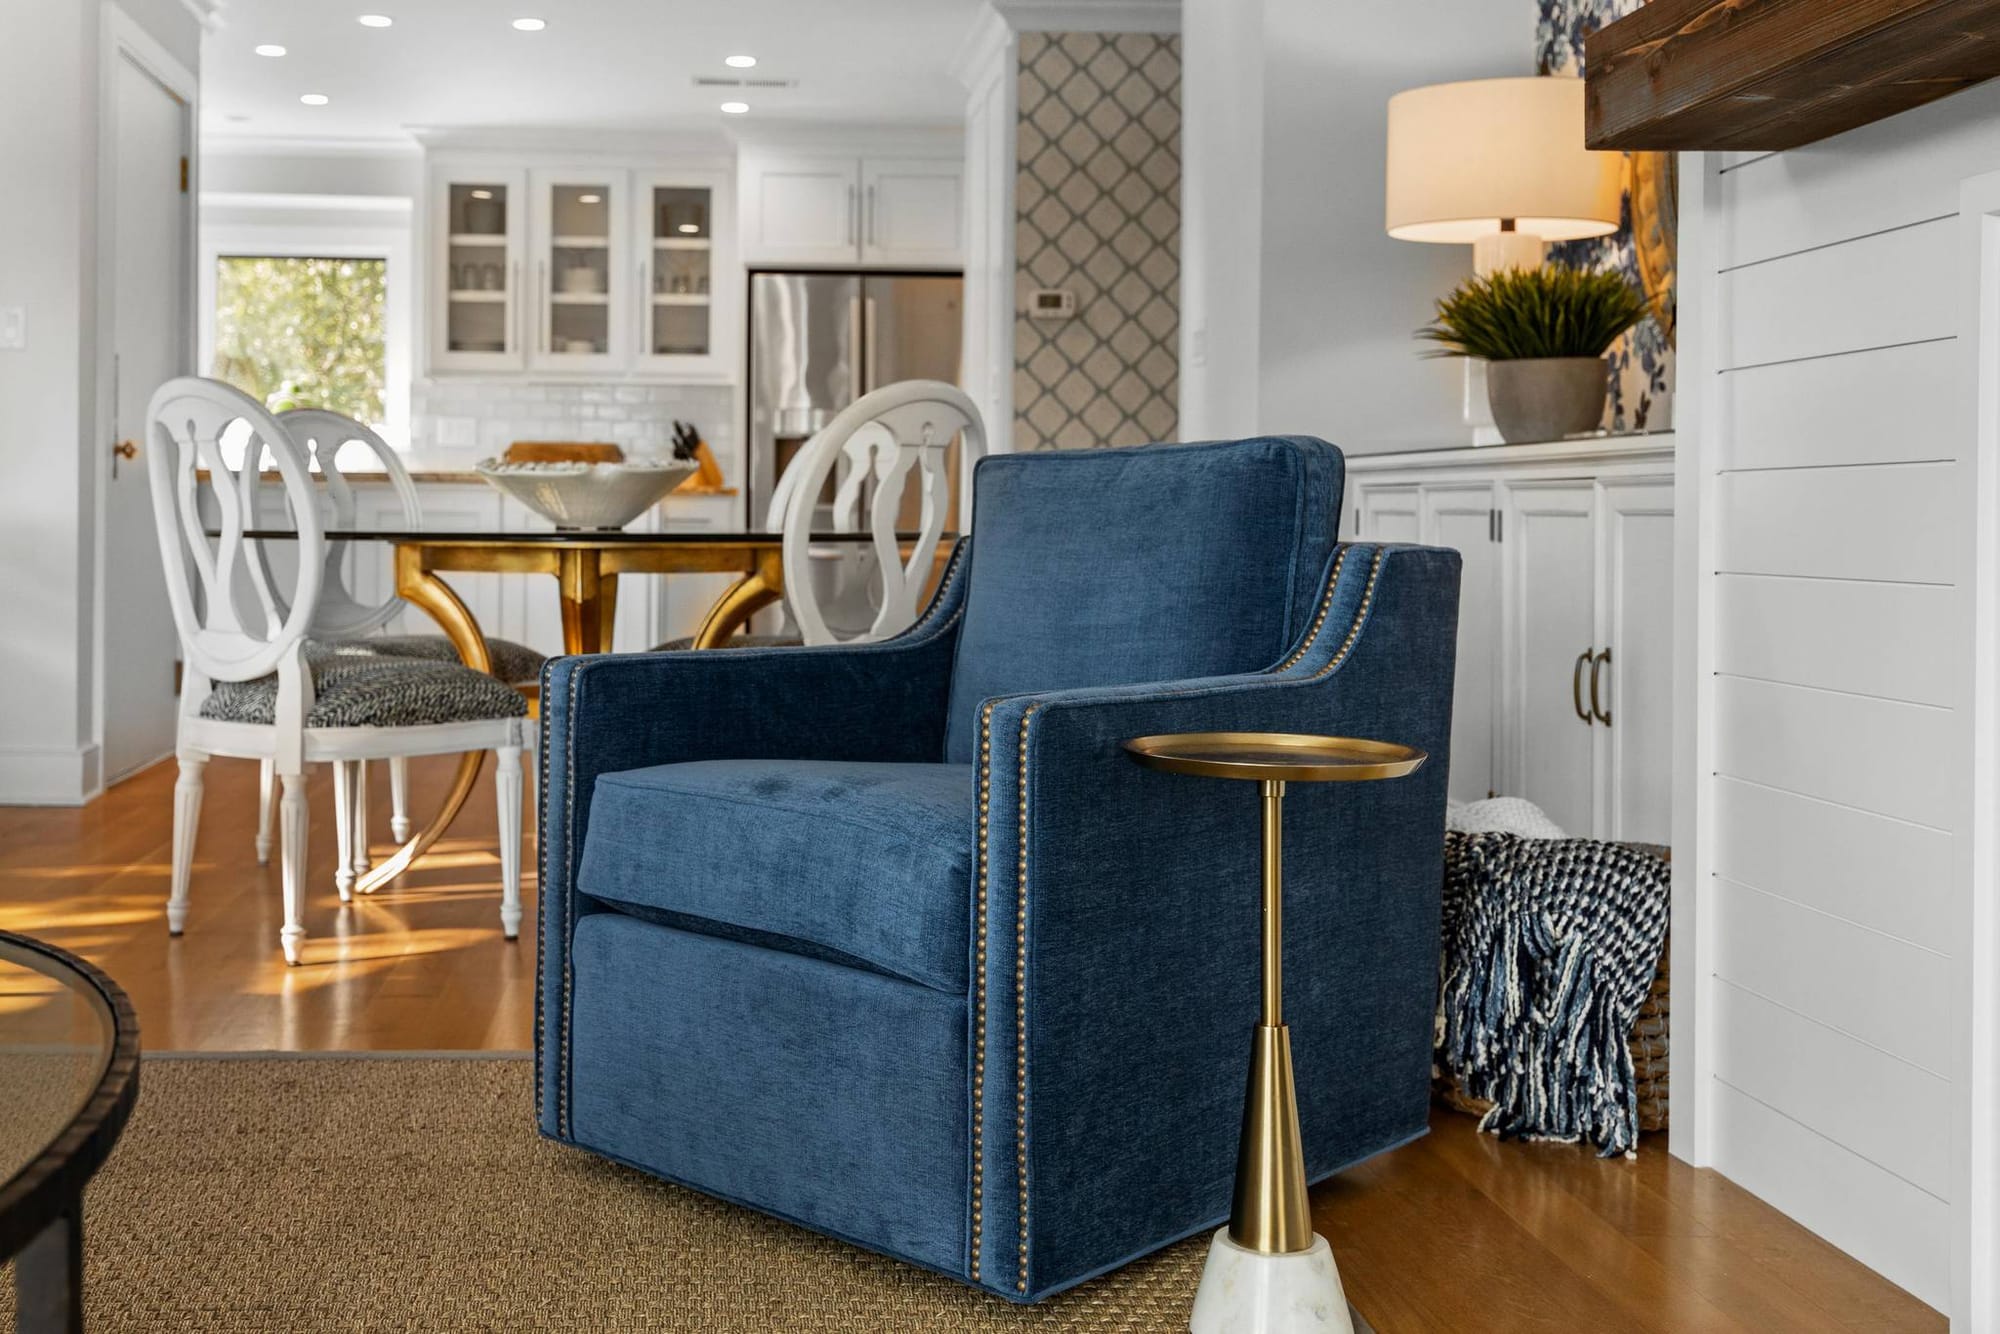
[474, 457, 698, 530]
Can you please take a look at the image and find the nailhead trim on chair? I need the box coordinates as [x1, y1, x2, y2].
[1315, 548, 1383, 680]
[1277, 547, 1351, 672]
[1014, 702, 1039, 1293]
[559, 663, 582, 1137]
[970, 698, 996, 1282]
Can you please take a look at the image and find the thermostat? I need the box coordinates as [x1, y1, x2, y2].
[1029, 288, 1076, 320]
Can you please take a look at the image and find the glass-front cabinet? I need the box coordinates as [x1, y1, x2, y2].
[432, 168, 526, 372]
[529, 170, 625, 373]
[427, 158, 734, 381]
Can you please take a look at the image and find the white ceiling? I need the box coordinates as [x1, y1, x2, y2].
[199, 0, 986, 144]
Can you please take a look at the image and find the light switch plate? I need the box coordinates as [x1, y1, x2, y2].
[0, 307, 24, 350]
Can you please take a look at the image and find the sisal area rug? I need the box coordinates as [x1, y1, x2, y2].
[0, 1056, 1372, 1332]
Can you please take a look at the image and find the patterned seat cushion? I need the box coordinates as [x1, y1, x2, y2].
[315, 633, 547, 685]
[200, 651, 529, 729]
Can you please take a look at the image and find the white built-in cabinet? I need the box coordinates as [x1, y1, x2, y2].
[1347, 435, 1674, 844]
[738, 151, 962, 267]
[428, 158, 735, 380]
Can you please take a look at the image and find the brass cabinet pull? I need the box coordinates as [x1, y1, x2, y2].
[1572, 648, 1592, 723]
[1591, 648, 1612, 726]
[112, 440, 138, 461]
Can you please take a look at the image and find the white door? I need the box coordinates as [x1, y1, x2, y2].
[1504, 482, 1597, 836]
[1597, 478, 1674, 843]
[861, 158, 962, 267]
[740, 155, 859, 265]
[634, 170, 736, 380]
[430, 167, 527, 373]
[529, 168, 627, 373]
[1423, 484, 1500, 803]
[1353, 484, 1420, 543]
[101, 51, 190, 783]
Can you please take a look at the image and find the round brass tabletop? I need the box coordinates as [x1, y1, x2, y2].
[1122, 732, 1426, 783]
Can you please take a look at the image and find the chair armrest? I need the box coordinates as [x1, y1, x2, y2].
[537, 540, 968, 1137]
[968, 542, 1461, 1296]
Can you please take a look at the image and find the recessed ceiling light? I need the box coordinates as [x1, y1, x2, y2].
[300, 93, 330, 106]
[511, 17, 545, 30]
[724, 54, 756, 68]
[578, 193, 602, 204]
[719, 101, 749, 114]
[357, 14, 393, 27]
[677, 223, 701, 234]
[254, 43, 286, 56]
[470, 189, 494, 200]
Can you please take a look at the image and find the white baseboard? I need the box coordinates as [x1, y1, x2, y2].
[0, 744, 103, 806]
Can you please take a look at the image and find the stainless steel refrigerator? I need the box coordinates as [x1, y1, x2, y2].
[746, 271, 965, 528]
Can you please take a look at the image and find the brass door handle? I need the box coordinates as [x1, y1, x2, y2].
[1590, 648, 1612, 726]
[113, 439, 138, 460]
[1572, 648, 1592, 723]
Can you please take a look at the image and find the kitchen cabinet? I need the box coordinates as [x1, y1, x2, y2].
[1347, 435, 1674, 843]
[425, 156, 733, 380]
[739, 152, 962, 268]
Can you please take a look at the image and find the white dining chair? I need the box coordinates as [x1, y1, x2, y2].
[243, 408, 544, 896]
[149, 378, 529, 964]
[656, 380, 981, 650]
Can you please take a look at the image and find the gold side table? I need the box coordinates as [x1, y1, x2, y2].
[1124, 732, 1426, 1334]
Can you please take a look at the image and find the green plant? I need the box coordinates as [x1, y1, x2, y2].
[212, 255, 387, 423]
[1417, 263, 1650, 362]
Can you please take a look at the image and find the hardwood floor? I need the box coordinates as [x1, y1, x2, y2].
[0, 755, 1945, 1332]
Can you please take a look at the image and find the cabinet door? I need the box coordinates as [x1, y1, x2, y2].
[861, 158, 962, 267]
[1353, 484, 1420, 542]
[1597, 478, 1674, 844]
[634, 171, 735, 381]
[431, 168, 526, 373]
[1423, 485, 1500, 804]
[528, 168, 627, 373]
[1503, 482, 1598, 836]
[740, 155, 859, 265]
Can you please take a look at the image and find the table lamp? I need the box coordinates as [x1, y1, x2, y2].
[1386, 75, 1623, 432]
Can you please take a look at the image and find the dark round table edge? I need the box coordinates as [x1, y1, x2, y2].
[0, 931, 140, 1263]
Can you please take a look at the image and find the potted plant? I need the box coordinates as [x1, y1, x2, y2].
[1418, 264, 1651, 444]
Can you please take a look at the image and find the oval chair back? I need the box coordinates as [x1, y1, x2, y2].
[275, 408, 422, 640]
[146, 377, 325, 691]
[770, 379, 982, 646]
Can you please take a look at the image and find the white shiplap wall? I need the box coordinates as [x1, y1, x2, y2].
[1681, 83, 2000, 1322]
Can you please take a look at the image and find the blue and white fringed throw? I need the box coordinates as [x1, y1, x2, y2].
[1436, 832, 1670, 1157]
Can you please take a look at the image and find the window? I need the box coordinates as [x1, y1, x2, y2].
[210, 254, 388, 426]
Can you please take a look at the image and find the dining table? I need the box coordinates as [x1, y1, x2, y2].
[238, 524, 957, 892]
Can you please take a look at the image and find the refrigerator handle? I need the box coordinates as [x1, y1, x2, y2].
[863, 296, 878, 392]
[848, 295, 865, 402]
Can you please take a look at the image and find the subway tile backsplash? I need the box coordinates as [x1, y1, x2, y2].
[409, 379, 736, 466]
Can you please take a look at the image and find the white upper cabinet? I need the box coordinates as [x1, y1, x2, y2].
[528, 168, 627, 374]
[431, 167, 528, 373]
[424, 154, 736, 381]
[860, 158, 963, 267]
[740, 150, 962, 268]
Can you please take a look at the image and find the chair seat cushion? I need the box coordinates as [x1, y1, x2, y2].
[577, 759, 974, 993]
[315, 633, 547, 685]
[199, 653, 529, 729]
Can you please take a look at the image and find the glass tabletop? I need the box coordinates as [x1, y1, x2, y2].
[234, 528, 959, 543]
[0, 937, 117, 1194]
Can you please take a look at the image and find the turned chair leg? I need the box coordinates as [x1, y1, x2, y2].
[351, 761, 372, 874]
[254, 756, 276, 865]
[278, 770, 309, 965]
[495, 744, 523, 940]
[167, 751, 207, 935]
[389, 755, 411, 843]
[332, 760, 356, 903]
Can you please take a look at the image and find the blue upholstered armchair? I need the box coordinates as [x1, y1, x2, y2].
[537, 437, 1461, 1303]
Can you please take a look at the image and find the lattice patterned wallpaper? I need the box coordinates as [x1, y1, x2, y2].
[1013, 31, 1180, 451]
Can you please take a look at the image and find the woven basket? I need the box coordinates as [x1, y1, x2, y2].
[1437, 841, 1672, 1135]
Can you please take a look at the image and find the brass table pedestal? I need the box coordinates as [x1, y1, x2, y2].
[1123, 733, 1427, 1334]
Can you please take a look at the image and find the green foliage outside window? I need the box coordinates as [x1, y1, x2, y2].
[212, 255, 386, 423]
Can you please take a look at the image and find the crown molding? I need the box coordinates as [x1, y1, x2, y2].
[993, 0, 1180, 33]
[201, 133, 422, 158]
[950, 5, 1016, 90]
[180, 0, 224, 33]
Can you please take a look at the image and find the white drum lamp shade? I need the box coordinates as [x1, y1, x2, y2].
[1385, 75, 1622, 252]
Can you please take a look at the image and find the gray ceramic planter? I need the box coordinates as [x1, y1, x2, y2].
[1485, 357, 1607, 444]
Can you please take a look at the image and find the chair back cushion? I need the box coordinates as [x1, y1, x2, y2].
[941, 436, 1343, 762]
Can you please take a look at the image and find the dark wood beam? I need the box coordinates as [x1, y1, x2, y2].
[1584, 0, 2000, 151]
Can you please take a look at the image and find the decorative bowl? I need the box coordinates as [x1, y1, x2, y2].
[474, 458, 698, 530]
